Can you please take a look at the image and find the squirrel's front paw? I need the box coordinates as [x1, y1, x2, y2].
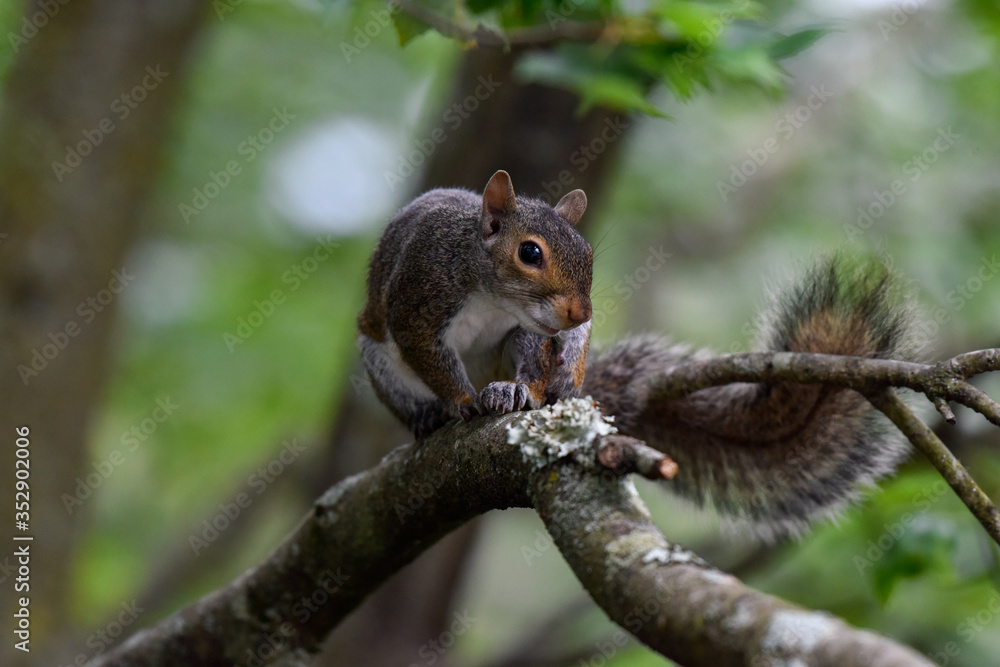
[480, 381, 530, 414]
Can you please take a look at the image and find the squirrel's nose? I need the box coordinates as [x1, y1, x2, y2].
[566, 298, 592, 326]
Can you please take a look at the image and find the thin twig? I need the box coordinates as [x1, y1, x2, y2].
[640, 348, 1000, 544]
[867, 389, 1000, 547]
[398, 0, 606, 48]
[933, 397, 957, 424]
[647, 349, 1000, 427]
[945, 382, 1000, 428]
[597, 434, 678, 479]
[940, 348, 1000, 377]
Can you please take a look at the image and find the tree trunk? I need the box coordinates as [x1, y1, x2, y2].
[0, 1, 208, 663]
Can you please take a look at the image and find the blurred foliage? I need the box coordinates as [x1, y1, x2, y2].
[3, 0, 1000, 665]
[387, 0, 828, 114]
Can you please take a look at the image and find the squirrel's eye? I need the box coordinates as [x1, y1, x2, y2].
[519, 241, 543, 267]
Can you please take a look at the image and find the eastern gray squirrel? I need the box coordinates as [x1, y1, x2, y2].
[359, 171, 918, 536]
[358, 170, 592, 438]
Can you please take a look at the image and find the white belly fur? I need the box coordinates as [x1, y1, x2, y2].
[444, 292, 520, 389]
[376, 293, 521, 396]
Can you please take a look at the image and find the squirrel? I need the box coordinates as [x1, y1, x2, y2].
[358, 170, 593, 439]
[359, 172, 918, 537]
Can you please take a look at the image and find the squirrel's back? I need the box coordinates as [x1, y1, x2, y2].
[359, 188, 480, 341]
[357, 171, 593, 438]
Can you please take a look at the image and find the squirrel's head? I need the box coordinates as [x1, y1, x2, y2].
[480, 170, 593, 337]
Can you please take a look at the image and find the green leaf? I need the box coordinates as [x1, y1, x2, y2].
[513, 0, 545, 23]
[466, 0, 506, 13]
[768, 27, 830, 61]
[392, 12, 433, 45]
[662, 54, 707, 99]
[711, 46, 786, 95]
[650, 0, 764, 40]
[392, 0, 456, 46]
[517, 50, 668, 116]
[651, 1, 720, 40]
[577, 72, 668, 116]
[868, 515, 959, 604]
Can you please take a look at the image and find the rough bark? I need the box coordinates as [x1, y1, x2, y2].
[533, 448, 928, 667]
[86, 345, 1000, 666]
[89, 395, 942, 667]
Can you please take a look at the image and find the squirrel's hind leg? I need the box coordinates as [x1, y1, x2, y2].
[359, 333, 449, 438]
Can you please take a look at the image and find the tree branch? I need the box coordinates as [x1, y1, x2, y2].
[646, 349, 1000, 427]
[535, 452, 931, 667]
[634, 348, 1000, 546]
[91, 399, 932, 667]
[90, 416, 529, 666]
[397, 0, 607, 49]
[866, 388, 1000, 544]
[596, 434, 678, 480]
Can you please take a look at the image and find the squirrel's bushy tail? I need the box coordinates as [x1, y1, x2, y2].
[583, 257, 920, 539]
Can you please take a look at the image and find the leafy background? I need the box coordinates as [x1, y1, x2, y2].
[6, 0, 1000, 664]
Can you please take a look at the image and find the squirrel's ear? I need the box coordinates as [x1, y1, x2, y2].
[554, 189, 587, 226]
[482, 170, 517, 238]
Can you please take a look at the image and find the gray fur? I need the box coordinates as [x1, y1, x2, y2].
[358, 178, 593, 439]
[584, 258, 918, 539]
